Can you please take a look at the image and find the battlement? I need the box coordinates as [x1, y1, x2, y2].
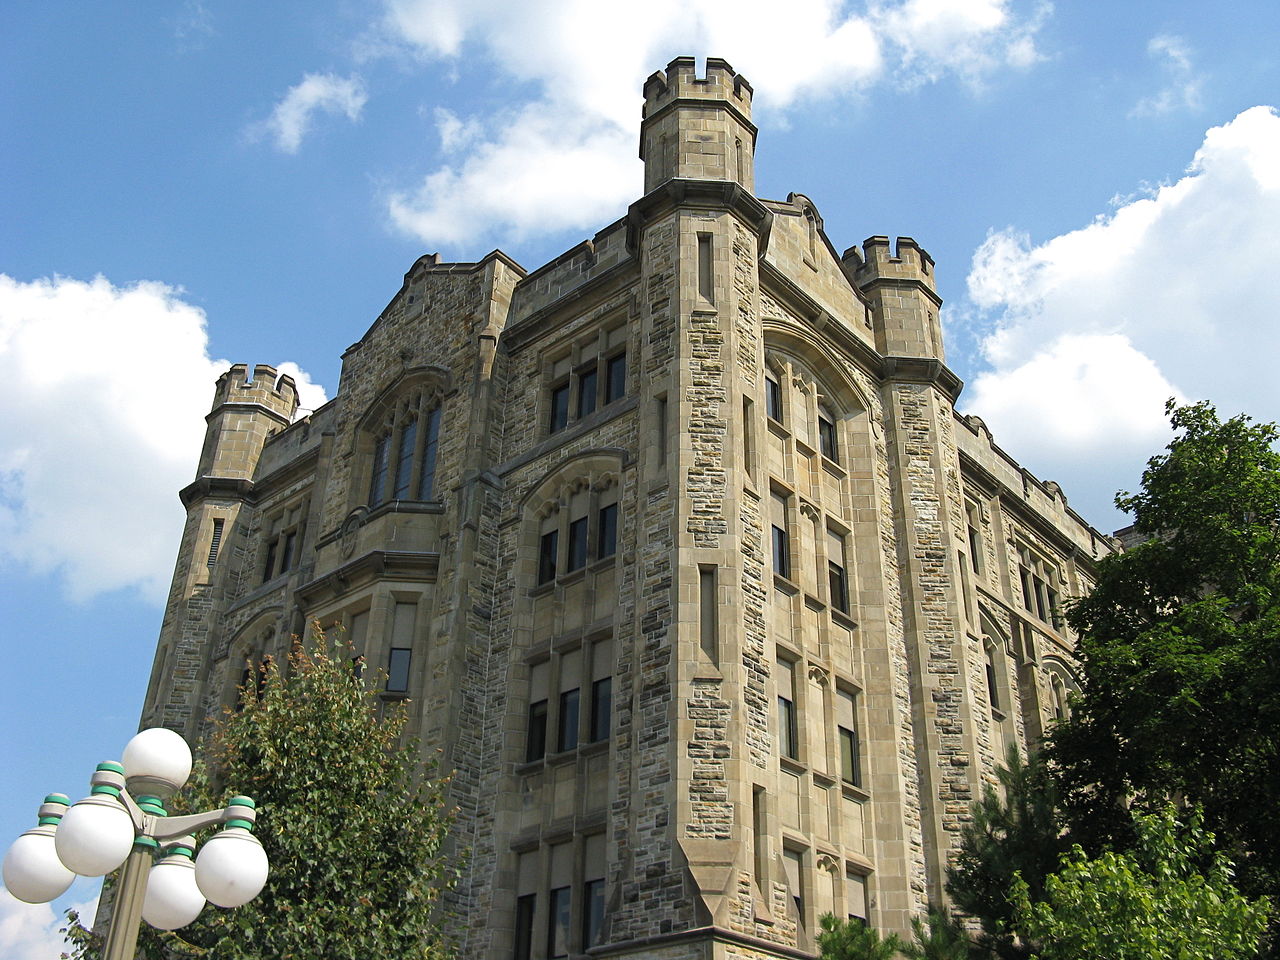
[212, 363, 299, 419]
[844, 236, 936, 291]
[642, 56, 753, 119]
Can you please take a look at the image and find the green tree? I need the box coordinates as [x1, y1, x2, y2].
[65, 628, 459, 959]
[1046, 401, 1280, 905]
[1011, 806, 1270, 960]
[945, 751, 1068, 960]
[817, 913, 906, 960]
[901, 906, 975, 960]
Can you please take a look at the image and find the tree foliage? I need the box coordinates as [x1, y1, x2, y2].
[945, 751, 1069, 960]
[65, 629, 459, 959]
[817, 913, 906, 960]
[1011, 806, 1270, 960]
[1046, 401, 1280, 904]
[900, 907, 976, 960]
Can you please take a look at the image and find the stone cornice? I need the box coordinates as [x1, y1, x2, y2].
[179, 476, 255, 509]
[880, 356, 964, 401]
[294, 550, 440, 608]
[639, 95, 759, 147]
[626, 178, 773, 256]
[857, 273, 944, 309]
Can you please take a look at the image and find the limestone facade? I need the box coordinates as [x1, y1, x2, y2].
[141, 57, 1111, 959]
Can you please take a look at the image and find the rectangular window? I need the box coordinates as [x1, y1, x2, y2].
[771, 491, 791, 580]
[577, 367, 598, 419]
[393, 418, 417, 499]
[386, 602, 416, 693]
[765, 375, 782, 422]
[605, 352, 626, 404]
[549, 383, 570, 433]
[783, 848, 805, 922]
[596, 503, 618, 560]
[590, 676, 612, 742]
[538, 529, 558, 584]
[514, 894, 536, 960]
[778, 658, 799, 760]
[967, 510, 982, 575]
[827, 529, 849, 613]
[743, 396, 756, 478]
[369, 433, 390, 506]
[837, 689, 861, 788]
[985, 645, 1002, 713]
[279, 530, 297, 574]
[548, 886, 571, 959]
[262, 539, 278, 583]
[386, 647, 411, 693]
[558, 688, 580, 752]
[583, 832, 605, 948]
[846, 870, 867, 924]
[566, 516, 589, 572]
[818, 413, 838, 461]
[699, 566, 719, 662]
[417, 407, 441, 500]
[697, 233, 714, 301]
[207, 518, 224, 565]
[752, 787, 767, 887]
[526, 700, 548, 761]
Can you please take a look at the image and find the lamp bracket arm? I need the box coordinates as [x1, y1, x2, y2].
[151, 809, 229, 840]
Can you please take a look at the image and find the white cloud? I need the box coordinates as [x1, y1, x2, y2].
[962, 105, 1280, 524]
[377, 0, 1046, 248]
[1131, 33, 1203, 117]
[0, 274, 328, 604]
[0, 885, 98, 960]
[259, 73, 367, 154]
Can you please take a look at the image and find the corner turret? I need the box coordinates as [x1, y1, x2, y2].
[845, 236, 944, 361]
[196, 363, 299, 479]
[640, 56, 757, 194]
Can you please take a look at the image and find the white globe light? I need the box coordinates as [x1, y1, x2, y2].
[143, 853, 205, 930]
[54, 795, 135, 877]
[195, 828, 268, 908]
[122, 728, 192, 793]
[3, 826, 75, 903]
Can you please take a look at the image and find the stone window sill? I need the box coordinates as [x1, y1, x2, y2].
[841, 781, 871, 803]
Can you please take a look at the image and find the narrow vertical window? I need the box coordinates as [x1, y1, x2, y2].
[549, 383, 570, 433]
[605, 352, 626, 404]
[784, 848, 805, 922]
[368, 433, 390, 506]
[657, 395, 668, 463]
[985, 643, 1001, 713]
[837, 689, 861, 788]
[558, 687, 580, 752]
[262, 539, 278, 583]
[771, 492, 791, 580]
[583, 833, 606, 948]
[846, 870, 867, 925]
[966, 504, 982, 575]
[589, 639, 613, 742]
[526, 700, 548, 761]
[279, 530, 297, 574]
[752, 787, 767, 887]
[577, 366, 598, 418]
[735, 137, 745, 183]
[417, 406, 441, 500]
[207, 518, 224, 565]
[548, 843, 572, 958]
[538, 529, 559, 584]
[699, 566, 719, 662]
[514, 894, 536, 960]
[596, 502, 618, 560]
[393, 418, 417, 499]
[566, 516, 589, 572]
[778, 658, 799, 760]
[818, 407, 838, 461]
[765, 376, 782, 423]
[827, 529, 849, 613]
[386, 602, 416, 693]
[742, 396, 756, 478]
[697, 233, 714, 301]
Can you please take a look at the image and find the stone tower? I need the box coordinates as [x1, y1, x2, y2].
[139, 58, 1109, 958]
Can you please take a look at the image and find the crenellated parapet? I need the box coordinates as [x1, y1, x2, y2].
[211, 363, 299, 422]
[846, 236, 945, 362]
[197, 363, 299, 481]
[642, 56, 754, 118]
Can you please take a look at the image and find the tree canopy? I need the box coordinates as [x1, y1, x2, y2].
[65, 629, 458, 960]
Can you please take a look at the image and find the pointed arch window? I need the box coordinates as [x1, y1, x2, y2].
[368, 395, 443, 507]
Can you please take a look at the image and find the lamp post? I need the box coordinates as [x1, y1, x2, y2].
[2, 727, 268, 960]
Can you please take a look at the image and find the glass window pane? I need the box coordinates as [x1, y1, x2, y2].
[369, 433, 390, 506]
[549, 383, 570, 433]
[819, 415, 837, 460]
[514, 894, 536, 960]
[567, 516, 588, 572]
[606, 352, 626, 403]
[578, 368, 598, 418]
[548, 886, 571, 958]
[393, 418, 417, 499]
[386, 647, 411, 693]
[417, 407, 441, 500]
[765, 376, 782, 422]
[772, 525, 790, 579]
[583, 878, 605, 947]
[590, 676, 612, 742]
[558, 688, 580, 752]
[526, 700, 547, 762]
[596, 503, 618, 559]
[538, 530, 558, 584]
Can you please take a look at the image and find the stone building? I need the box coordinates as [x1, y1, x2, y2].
[141, 57, 1111, 959]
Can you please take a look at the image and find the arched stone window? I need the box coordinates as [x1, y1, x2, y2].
[358, 366, 450, 509]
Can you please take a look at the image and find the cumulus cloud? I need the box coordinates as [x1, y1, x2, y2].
[962, 105, 1280, 524]
[0, 274, 327, 603]
[259, 73, 367, 154]
[1131, 34, 1203, 118]
[377, 0, 1046, 248]
[0, 885, 97, 960]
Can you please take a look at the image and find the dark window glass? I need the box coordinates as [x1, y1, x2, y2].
[549, 383, 570, 433]
[828, 561, 849, 613]
[538, 530, 558, 584]
[839, 726, 861, 787]
[279, 531, 297, 573]
[590, 676, 612, 742]
[578, 367, 598, 418]
[772, 525, 790, 579]
[558, 688, 580, 752]
[818, 415, 838, 460]
[605, 352, 626, 403]
[968, 524, 981, 572]
[1020, 568, 1034, 611]
[567, 516, 588, 572]
[1034, 576, 1048, 620]
[765, 376, 782, 422]
[393, 418, 417, 499]
[207, 518, 224, 565]
[262, 540, 278, 583]
[597, 503, 618, 559]
[583, 878, 605, 947]
[417, 407, 441, 500]
[986, 649, 1001, 712]
[514, 893, 536, 960]
[548, 886, 571, 959]
[779, 694, 798, 760]
[369, 433, 390, 506]
[526, 699, 548, 762]
[387, 647, 412, 693]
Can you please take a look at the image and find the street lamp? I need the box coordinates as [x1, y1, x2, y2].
[2, 727, 268, 960]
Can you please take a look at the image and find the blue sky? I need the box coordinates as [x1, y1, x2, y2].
[3, 1, 1279, 954]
